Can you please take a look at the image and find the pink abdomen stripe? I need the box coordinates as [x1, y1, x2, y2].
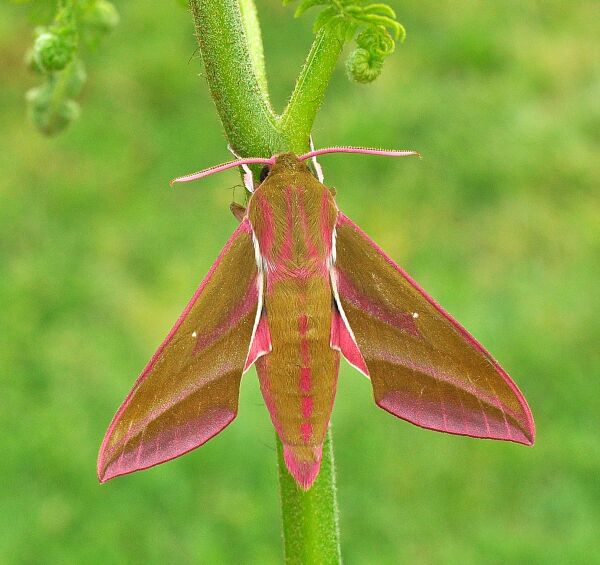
[298, 308, 313, 442]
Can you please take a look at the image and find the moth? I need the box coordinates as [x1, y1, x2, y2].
[98, 146, 535, 489]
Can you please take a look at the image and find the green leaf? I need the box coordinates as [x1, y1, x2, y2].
[360, 4, 396, 19]
[312, 6, 338, 34]
[295, 0, 330, 18]
[355, 13, 404, 40]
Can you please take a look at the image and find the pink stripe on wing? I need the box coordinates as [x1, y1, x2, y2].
[336, 268, 421, 338]
[193, 280, 258, 354]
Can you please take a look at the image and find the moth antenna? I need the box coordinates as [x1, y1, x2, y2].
[170, 157, 275, 186]
[298, 146, 420, 162]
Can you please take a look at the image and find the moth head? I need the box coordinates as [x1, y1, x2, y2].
[257, 152, 316, 186]
[259, 164, 271, 183]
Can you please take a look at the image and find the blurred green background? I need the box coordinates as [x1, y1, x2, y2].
[1, 1, 599, 563]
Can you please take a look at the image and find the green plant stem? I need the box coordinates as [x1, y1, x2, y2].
[190, 2, 345, 562]
[189, 0, 282, 158]
[238, 0, 270, 102]
[280, 23, 348, 153]
[277, 428, 341, 564]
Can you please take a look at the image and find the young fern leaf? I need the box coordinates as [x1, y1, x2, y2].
[312, 6, 343, 34]
[293, 0, 331, 18]
[283, 0, 405, 83]
[21, 0, 119, 135]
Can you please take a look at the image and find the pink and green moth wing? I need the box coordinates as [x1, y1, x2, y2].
[97, 219, 261, 482]
[333, 213, 535, 445]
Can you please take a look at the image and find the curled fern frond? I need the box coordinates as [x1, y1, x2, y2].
[284, 0, 405, 84]
[20, 0, 119, 135]
[32, 29, 76, 72]
[26, 57, 86, 135]
[81, 0, 120, 47]
[346, 26, 394, 83]
[346, 48, 384, 83]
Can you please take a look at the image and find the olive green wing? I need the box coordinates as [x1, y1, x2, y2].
[98, 220, 261, 482]
[332, 213, 535, 445]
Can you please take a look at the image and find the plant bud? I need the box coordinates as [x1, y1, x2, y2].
[84, 0, 120, 36]
[26, 83, 80, 136]
[24, 48, 44, 74]
[33, 31, 74, 72]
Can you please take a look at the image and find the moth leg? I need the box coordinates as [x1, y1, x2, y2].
[230, 202, 246, 223]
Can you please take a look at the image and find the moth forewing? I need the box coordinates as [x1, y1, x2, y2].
[97, 220, 260, 482]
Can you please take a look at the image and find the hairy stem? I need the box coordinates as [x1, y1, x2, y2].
[238, 0, 270, 102]
[280, 23, 348, 153]
[277, 428, 341, 564]
[189, 0, 282, 157]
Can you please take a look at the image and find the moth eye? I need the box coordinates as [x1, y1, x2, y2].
[259, 165, 270, 183]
